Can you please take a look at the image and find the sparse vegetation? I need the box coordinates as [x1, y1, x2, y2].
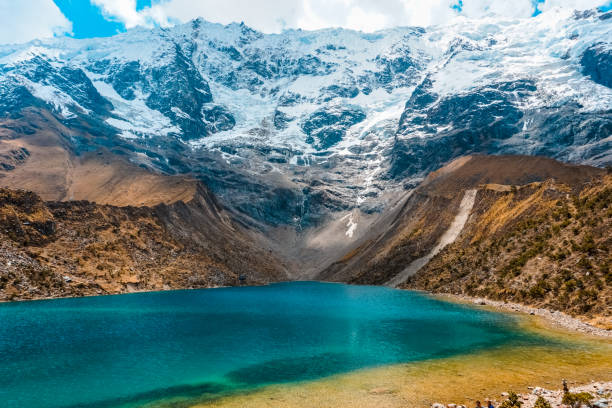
[500, 391, 523, 408]
[405, 174, 611, 325]
[562, 392, 594, 408]
[533, 396, 552, 408]
[0, 187, 285, 301]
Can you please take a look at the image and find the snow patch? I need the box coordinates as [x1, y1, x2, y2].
[21, 77, 87, 118]
[90, 78, 179, 139]
[344, 212, 358, 238]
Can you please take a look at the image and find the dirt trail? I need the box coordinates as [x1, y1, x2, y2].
[386, 189, 477, 287]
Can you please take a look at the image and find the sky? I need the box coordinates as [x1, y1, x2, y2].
[0, 0, 611, 45]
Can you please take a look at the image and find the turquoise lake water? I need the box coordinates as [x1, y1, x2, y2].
[0, 282, 556, 408]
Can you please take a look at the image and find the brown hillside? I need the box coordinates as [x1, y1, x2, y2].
[319, 155, 603, 285]
[420, 155, 602, 197]
[319, 155, 609, 324]
[0, 109, 290, 301]
[0, 109, 196, 207]
[0, 186, 287, 301]
[404, 174, 611, 328]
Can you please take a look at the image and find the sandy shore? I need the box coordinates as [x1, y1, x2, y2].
[435, 293, 612, 338]
[193, 337, 612, 408]
[432, 380, 612, 408]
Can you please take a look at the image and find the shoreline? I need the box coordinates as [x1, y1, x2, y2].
[432, 380, 612, 408]
[432, 292, 612, 338]
[5, 282, 612, 339]
[3, 282, 611, 408]
[191, 342, 612, 408]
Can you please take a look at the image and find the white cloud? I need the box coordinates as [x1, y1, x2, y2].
[142, 0, 306, 32]
[460, 0, 536, 20]
[537, 0, 609, 12]
[119, 0, 609, 33]
[91, 0, 147, 28]
[0, 0, 72, 45]
[137, 0, 465, 31]
[399, 0, 462, 26]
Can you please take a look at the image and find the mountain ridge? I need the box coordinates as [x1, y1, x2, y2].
[1, 8, 610, 229]
[1, 153, 609, 329]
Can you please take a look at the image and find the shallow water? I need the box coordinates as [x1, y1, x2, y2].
[0, 282, 607, 408]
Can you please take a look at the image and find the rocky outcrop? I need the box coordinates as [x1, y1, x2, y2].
[432, 381, 612, 408]
[302, 105, 366, 150]
[13, 56, 113, 115]
[581, 42, 612, 88]
[391, 77, 612, 179]
[392, 80, 534, 178]
[0, 147, 29, 171]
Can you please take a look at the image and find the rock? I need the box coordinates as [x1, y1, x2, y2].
[301, 105, 366, 150]
[201, 105, 236, 134]
[580, 43, 612, 88]
[431, 403, 445, 408]
[392, 80, 533, 179]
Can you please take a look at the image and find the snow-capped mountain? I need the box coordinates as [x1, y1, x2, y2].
[0, 7, 610, 228]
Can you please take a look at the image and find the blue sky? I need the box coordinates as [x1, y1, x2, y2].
[1, 0, 610, 45]
[53, 0, 152, 38]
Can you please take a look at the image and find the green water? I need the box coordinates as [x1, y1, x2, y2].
[0, 282, 560, 408]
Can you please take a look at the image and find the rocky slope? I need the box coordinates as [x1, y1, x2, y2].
[0, 107, 290, 300]
[319, 155, 610, 325]
[404, 171, 611, 327]
[0, 8, 610, 230]
[0, 182, 287, 301]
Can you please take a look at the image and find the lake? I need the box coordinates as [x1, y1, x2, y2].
[0, 282, 599, 408]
